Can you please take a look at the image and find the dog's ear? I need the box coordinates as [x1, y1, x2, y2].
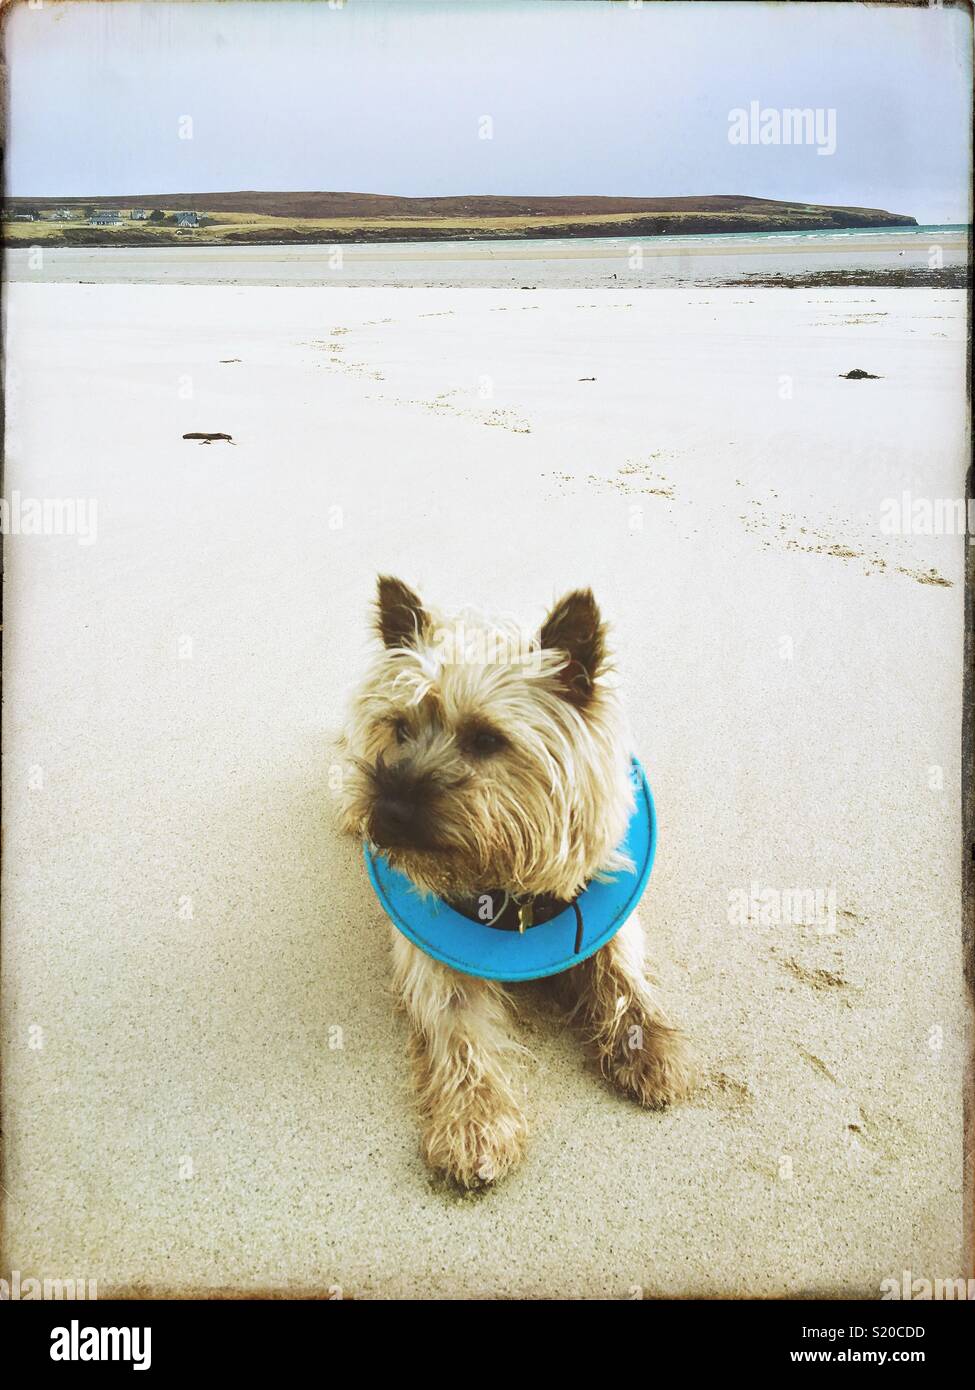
[375, 575, 429, 649]
[539, 588, 606, 708]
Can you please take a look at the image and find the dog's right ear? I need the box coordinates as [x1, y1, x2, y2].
[539, 587, 606, 709]
[375, 575, 429, 649]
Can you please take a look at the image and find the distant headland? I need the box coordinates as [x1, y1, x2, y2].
[2, 191, 918, 246]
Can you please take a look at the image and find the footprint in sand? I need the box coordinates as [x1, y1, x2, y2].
[549, 456, 676, 499]
[740, 498, 953, 586]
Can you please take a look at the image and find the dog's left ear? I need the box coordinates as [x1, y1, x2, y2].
[539, 588, 606, 709]
[375, 575, 430, 649]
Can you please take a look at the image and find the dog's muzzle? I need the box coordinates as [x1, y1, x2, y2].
[367, 757, 440, 851]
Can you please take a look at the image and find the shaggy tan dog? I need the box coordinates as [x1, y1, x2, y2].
[340, 576, 693, 1187]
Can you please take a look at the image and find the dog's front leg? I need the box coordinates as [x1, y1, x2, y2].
[561, 914, 696, 1108]
[390, 933, 528, 1188]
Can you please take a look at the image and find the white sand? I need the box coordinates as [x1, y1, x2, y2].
[1, 279, 970, 1298]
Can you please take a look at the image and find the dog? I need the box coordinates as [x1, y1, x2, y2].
[339, 575, 693, 1187]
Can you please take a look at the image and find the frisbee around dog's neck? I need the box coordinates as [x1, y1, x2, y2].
[364, 758, 657, 983]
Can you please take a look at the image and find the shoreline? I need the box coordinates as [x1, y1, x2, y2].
[5, 226, 968, 290]
[3, 218, 950, 253]
[2, 216, 923, 250]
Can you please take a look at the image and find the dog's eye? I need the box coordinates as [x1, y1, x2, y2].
[392, 717, 410, 745]
[468, 728, 506, 757]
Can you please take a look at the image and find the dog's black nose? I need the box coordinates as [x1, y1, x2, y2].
[377, 796, 413, 831]
[371, 794, 426, 849]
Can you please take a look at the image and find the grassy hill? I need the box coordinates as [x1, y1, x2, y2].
[2, 191, 918, 247]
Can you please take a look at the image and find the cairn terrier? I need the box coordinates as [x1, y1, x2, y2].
[340, 576, 693, 1187]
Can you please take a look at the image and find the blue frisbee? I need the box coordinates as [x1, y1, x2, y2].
[364, 758, 657, 982]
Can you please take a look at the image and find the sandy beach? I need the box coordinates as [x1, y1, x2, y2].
[1, 274, 970, 1298]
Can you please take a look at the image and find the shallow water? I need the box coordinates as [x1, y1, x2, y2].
[4, 224, 968, 289]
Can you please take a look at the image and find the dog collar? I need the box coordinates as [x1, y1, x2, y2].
[364, 758, 657, 982]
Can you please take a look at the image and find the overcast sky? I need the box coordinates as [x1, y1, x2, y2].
[5, 0, 971, 223]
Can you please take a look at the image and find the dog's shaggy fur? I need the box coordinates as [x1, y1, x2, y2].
[340, 576, 694, 1187]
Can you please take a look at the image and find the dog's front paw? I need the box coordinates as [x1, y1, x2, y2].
[603, 1020, 697, 1110]
[422, 1096, 527, 1189]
